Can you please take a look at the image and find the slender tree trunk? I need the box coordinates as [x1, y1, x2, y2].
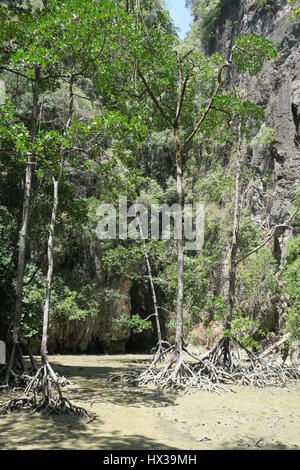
[30, 69, 41, 140]
[41, 78, 72, 367]
[225, 123, 243, 333]
[7, 70, 40, 381]
[173, 127, 184, 363]
[41, 169, 62, 366]
[135, 205, 162, 347]
[8, 158, 32, 374]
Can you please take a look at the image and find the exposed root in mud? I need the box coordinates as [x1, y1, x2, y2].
[0, 361, 91, 418]
[152, 340, 172, 362]
[0, 363, 32, 390]
[109, 337, 300, 393]
[0, 335, 39, 388]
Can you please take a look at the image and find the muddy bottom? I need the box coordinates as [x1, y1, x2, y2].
[0, 354, 299, 450]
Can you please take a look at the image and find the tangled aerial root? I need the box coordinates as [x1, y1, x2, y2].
[110, 337, 300, 393]
[0, 338, 39, 388]
[151, 340, 172, 362]
[0, 362, 91, 418]
[0, 367, 33, 390]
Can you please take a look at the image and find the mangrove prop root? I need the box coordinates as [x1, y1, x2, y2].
[0, 362, 91, 418]
[0, 364, 68, 390]
[152, 340, 172, 362]
[0, 364, 33, 389]
[108, 338, 300, 393]
[0, 336, 40, 388]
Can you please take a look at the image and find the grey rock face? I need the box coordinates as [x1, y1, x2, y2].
[211, 0, 300, 260]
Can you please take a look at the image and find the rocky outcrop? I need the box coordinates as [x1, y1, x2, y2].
[210, 1, 300, 238]
[193, 0, 300, 338]
[32, 1, 300, 353]
[45, 274, 133, 354]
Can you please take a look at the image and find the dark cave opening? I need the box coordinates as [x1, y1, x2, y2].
[126, 281, 167, 353]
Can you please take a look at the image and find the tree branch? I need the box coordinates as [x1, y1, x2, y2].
[258, 333, 291, 359]
[0, 65, 33, 81]
[175, 72, 190, 125]
[183, 62, 229, 148]
[236, 196, 300, 266]
[137, 68, 174, 127]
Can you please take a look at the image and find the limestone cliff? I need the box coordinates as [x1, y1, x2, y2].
[199, 0, 300, 263]
[31, 1, 300, 354]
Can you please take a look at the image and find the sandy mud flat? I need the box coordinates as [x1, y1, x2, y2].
[0, 354, 299, 450]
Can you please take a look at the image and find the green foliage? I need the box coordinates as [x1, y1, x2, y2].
[213, 296, 227, 321]
[239, 247, 278, 297]
[102, 244, 144, 277]
[198, 0, 225, 25]
[137, 178, 165, 207]
[232, 246, 279, 343]
[165, 317, 176, 344]
[21, 267, 106, 339]
[250, 124, 277, 150]
[4, 0, 125, 85]
[111, 314, 151, 342]
[233, 33, 278, 75]
[252, 0, 271, 9]
[230, 317, 265, 350]
[0, 101, 30, 160]
[286, 234, 300, 263]
[282, 236, 300, 338]
[0, 205, 18, 325]
[155, 246, 226, 328]
[207, 94, 265, 137]
[237, 215, 261, 254]
[288, 0, 300, 22]
[0, 0, 287, 354]
[193, 165, 234, 204]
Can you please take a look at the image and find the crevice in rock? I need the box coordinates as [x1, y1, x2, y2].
[291, 102, 300, 145]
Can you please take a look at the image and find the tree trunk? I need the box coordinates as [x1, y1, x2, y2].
[8, 157, 32, 370]
[135, 205, 162, 347]
[41, 79, 72, 366]
[225, 123, 243, 332]
[258, 333, 291, 360]
[7, 70, 40, 380]
[173, 127, 184, 363]
[41, 168, 62, 366]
